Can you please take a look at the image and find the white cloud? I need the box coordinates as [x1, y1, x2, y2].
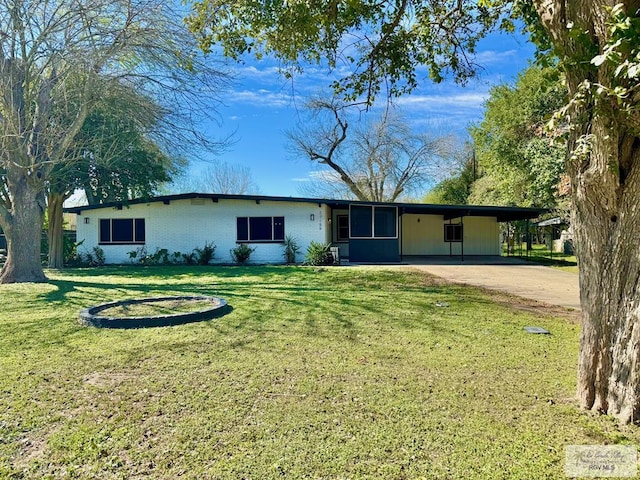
[474, 49, 519, 65]
[291, 170, 342, 183]
[224, 89, 293, 108]
[233, 65, 282, 78]
[396, 92, 488, 108]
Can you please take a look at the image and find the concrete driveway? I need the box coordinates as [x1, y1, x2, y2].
[405, 257, 581, 311]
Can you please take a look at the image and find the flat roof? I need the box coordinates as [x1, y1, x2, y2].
[63, 192, 546, 222]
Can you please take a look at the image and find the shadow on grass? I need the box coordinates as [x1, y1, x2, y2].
[522, 257, 578, 268]
[16, 265, 474, 355]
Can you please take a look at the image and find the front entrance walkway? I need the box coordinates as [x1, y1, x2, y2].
[404, 256, 581, 311]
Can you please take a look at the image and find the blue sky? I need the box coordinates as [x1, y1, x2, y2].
[189, 29, 536, 198]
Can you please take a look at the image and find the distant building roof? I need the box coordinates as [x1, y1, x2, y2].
[62, 189, 88, 208]
[535, 217, 568, 227]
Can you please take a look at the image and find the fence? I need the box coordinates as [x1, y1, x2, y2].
[0, 231, 77, 266]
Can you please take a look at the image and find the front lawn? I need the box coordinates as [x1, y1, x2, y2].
[0, 266, 635, 478]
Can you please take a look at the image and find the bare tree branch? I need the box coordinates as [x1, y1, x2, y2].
[289, 97, 457, 202]
[169, 160, 260, 195]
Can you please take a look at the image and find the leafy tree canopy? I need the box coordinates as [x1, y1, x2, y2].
[49, 81, 181, 203]
[423, 147, 477, 204]
[469, 65, 567, 208]
[187, 0, 518, 102]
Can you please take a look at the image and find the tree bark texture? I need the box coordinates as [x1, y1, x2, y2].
[572, 122, 640, 423]
[47, 193, 65, 269]
[536, 0, 640, 423]
[0, 172, 47, 284]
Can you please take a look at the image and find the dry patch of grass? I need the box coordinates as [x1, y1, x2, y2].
[99, 298, 220, 318]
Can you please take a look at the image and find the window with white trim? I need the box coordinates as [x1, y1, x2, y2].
[99, 218, 145, 244]
[237, 216, 285, 242]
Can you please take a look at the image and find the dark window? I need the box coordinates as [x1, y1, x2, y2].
[112, 219, 133, 242]
[99, 219, 111, 243]
[237, 217, 249, 241]
[350, 206, 372, 238]
[350, 205, 397, 239]
[99, 218, 145, 244]
[273, 217, 285, 241]
[444, 224, 463, 242]
[237, 216, 285, 242]
[337, 215, 349, 241]
[249, 217, 273, 241]
[135, 219, 146, 243]
[374, 207, 397, 238]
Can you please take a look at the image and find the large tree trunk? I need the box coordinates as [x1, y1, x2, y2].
[0, 177, 47, 284]
[534, 0, 640, 423]
[573, 122, 640, 424]
[47, 193, 66, 269]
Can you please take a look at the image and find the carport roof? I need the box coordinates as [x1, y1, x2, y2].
[64, 192, 546, 222]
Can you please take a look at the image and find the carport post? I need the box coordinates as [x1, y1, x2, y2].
[399, 211, 403, 260]
[525, 218, 531, 258]
[461, 217, 464, 262]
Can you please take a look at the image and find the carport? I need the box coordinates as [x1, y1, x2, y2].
[398, 204, 546, 262]
[326, 200, 545, 263]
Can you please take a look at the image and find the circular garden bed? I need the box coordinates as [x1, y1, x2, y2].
[80, 295, 230, 329]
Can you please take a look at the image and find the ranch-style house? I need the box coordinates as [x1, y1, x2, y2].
[64, 193, 544, 264]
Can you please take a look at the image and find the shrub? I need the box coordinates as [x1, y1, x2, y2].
[152, 248, 170, 265]
[128, 246, 171, 266]
[305, 241, 333, 266]
[182, 251, 197, 265]
[42, 233, 81, 266]
[81, 246, 106, 267]
[62, 236, 83, 266]
[194, 242, 216, 265]
[128, 246, 148, 265]
[283, 235, 301, 264]
[92, 246, 106, 266]
[231, 244, 255, 265]
[64, 239, 85, 267]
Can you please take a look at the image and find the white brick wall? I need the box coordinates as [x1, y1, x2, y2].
[75, 198, 330, 264]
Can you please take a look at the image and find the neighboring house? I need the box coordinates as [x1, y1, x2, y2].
[535, 217, 574, 254]
[64, 193, 544, 264]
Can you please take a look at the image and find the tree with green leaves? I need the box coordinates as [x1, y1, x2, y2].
[468, 65, 567, 208]
[187, 0, 640, 423]
[423, 145, 477, 204]
[0, 0, 226, 283]
[46, 87, 183, 269]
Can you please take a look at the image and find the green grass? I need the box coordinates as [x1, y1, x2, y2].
[1, 266, 636, 479]
[503, 243, 579, 273]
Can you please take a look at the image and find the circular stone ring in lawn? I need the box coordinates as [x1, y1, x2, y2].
[79, 296, 230, 329]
